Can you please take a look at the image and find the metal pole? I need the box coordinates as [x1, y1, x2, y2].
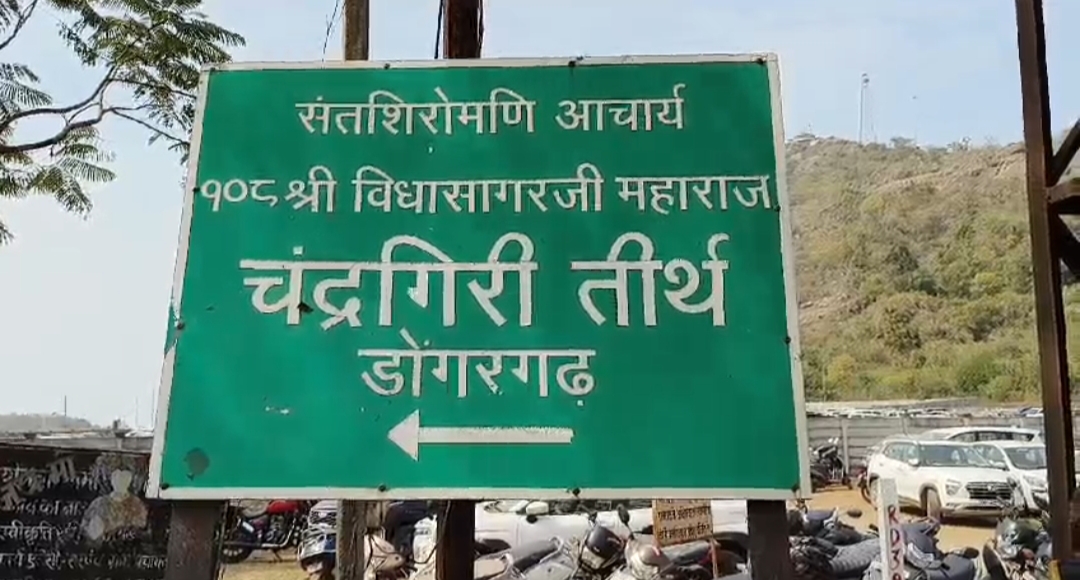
[1015, 0, 1076, 555]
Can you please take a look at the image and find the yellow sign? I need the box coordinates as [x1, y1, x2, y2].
[651, 499, 713, 547]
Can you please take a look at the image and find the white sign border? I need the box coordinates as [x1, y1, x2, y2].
[147, 53, 812, 501]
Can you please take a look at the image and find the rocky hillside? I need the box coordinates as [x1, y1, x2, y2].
[788, 135, 1073, 402]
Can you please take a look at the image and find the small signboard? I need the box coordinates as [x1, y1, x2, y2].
[651, 499, 714, 547]
[0, 444, 172, 579]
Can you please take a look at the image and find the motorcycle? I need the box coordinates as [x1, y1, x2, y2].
[787, 504, 867, 546]
[852, 464, 871, 504]
[854, 443, 884, 504]
[577, 511, 628, 580]
[299, 529, 409, 580]
[469, 537, 577, 580]
[223, 499, 312, 563]
[786, 505, 876, 580]
[810, 437, 851, 491]
[581, 503, 741, 578]
[297, 500, 433, 580]
[606, 505, 713, 580]
[982, 492, 1051, 580]
[863, 518, 979, 580]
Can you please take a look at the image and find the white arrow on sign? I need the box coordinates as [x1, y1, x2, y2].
[387, 410, 575, 461]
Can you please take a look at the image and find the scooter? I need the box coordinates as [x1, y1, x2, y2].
[981, 492, 1051, 580]
[298, 522, 409, 580]
[297, 500, 423, 580]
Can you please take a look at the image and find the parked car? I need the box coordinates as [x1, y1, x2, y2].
[866, 436, 1015, 521]
[919, 426, 1041, 443]
[971, 441, 1045, 512]
[413, 499, 750, 563]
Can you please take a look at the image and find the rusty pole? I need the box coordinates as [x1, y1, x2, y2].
[436, 3, 481, 580]
[1015, 0, 1078, 555]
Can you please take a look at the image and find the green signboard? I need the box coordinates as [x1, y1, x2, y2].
[148, 55, 810, 500]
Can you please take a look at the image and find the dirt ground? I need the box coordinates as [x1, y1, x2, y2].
[223, 553, 300, 580]
[806, 486, 994, 551]
[220, 489, 997, 580]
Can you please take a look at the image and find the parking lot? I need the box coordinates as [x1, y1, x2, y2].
[219, 488, 999, 580]
[807, 487, 995, 551]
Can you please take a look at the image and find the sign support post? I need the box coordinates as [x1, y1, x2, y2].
[438, 3, 482, 580]
[338, 1, 371, 579]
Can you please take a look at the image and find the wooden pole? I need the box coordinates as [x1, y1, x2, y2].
[436, 4, 481, 580]
[338, 2, 372, 580]
[443, 0, 481, 59]
[164, 501, 223, 580]
[747, 500, 794, 580]
[342, 0, 370, 60]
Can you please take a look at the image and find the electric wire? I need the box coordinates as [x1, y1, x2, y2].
[434, 0, 445, 58]
[321, 0, 344, 59]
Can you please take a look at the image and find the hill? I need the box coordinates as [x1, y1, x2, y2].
[787, 135, 1075, 402]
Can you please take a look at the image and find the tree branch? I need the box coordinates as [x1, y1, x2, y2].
[0, 0, 38, 53]
[115, 77, 196, 101]
[0, 19, 172, 135]
[112, 109, 186, 146]
[0, 106, 114, 154]
[0, 64, 118, 134]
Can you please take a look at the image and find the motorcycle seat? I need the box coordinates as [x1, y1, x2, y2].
[662, 541, 711, 566]
[474, 558, 509, 580]
[237, 500, 270, 519]
[806, 509, 836, 524]
[668, 563, 711, 580]
[912, 553, 976, 580]
[508, 539, 560, 573]
[802, 509, 837, 535]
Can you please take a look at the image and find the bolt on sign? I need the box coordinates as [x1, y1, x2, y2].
[148, 55, 811, 500]
[651, 499, 714, 547]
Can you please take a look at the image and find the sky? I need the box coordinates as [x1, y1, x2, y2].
[1, 0, 1078, 428]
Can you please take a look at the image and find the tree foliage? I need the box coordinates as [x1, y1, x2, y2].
[0, 0, 244, 242]
[791, 135, 1073, 403]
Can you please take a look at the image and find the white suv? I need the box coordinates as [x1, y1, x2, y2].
[972, 441, 1046, 512]
[867, 437, 1015, 521]
[919, 426, 1041, 443]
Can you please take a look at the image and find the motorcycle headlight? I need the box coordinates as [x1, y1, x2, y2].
[1023, 475, 1047, 492]
[580, 548, 606, 571]
[907, 543, 934, 568]
[945, 480, 962, 496]
[629, 559, 657, 580]
[997, 537, 1020, 560]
